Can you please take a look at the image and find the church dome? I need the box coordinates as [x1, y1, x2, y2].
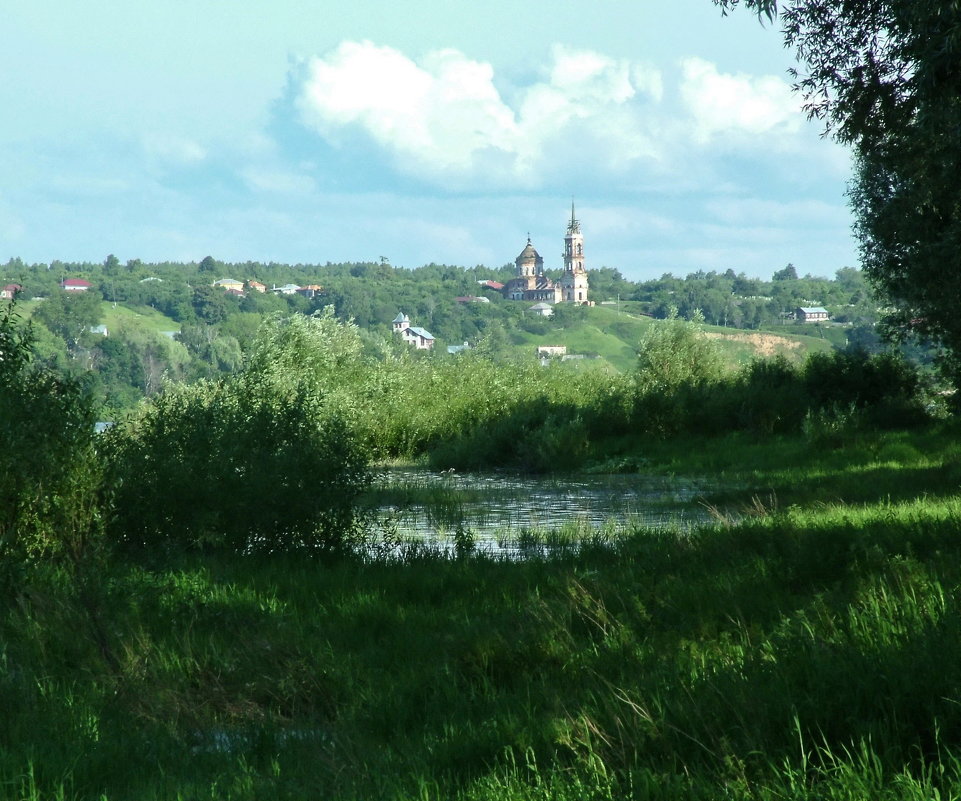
[515, 237, 544, 279]
[516, 241, 540, 263]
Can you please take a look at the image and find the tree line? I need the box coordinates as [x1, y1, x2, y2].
[1, 253, 889, 415]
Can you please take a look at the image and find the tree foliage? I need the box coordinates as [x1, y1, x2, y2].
[636, 309, 723, 394]
[716, 0, 961, 378]
[104, 313, 373, 555]
[0, 304, 101, 570]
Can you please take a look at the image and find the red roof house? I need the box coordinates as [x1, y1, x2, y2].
[60, 278, 93, 291]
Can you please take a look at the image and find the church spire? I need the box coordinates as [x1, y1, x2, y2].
[567, 198, 580, 235]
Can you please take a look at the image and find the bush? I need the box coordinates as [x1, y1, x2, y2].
[0, 304, 102, 571]
[803, 349, 931, 428]
[105, 313, 373, 555]
[635, 309, 722, 395]
[734, 357, 807, 434]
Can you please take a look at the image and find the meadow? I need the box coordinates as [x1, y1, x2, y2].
[3, 305, 960, 799]
[5, 423, 961, 800]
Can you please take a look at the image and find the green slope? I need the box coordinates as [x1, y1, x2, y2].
[506, 306, 837, 373]
[100, 302, 181, 336]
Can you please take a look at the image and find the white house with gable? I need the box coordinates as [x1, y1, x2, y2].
[392, 312, 435, 350]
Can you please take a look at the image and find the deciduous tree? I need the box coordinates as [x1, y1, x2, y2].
[716, 0, 961, 379]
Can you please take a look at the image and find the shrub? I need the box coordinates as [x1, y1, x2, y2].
[803, 349, 931, 428]
[734, 356, 807, 434]
[0, 304, 102, 571]
[635, 309, 722, 395]
[105, 313, 373, 555]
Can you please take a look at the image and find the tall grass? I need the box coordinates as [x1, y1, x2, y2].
[7, 425, 961, 799]
[5, 303, 961, 799]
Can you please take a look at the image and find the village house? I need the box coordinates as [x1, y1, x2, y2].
[246, 280, 267, 293]
[392, 312, 435, 350]
[401, 327, 435, 350]
[60, 278, 92, 292]
[796, 306, 830, 323]
[1, 283, 22, 300]
[212, 278, 244, 292]
[296, 284, 324, 299]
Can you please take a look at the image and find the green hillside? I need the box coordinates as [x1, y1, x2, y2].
[504, 305, 836, 373]
[100, 302, 181, 336]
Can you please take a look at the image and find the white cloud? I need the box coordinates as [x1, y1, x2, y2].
[296, 41, 516, 175]
[679, 57, 801, 144]
[293, 41, 663, 185]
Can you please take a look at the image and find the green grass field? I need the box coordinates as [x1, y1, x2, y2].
[5, 421, 961, 799]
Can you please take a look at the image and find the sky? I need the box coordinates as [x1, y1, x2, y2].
[0, 0, 857, 281]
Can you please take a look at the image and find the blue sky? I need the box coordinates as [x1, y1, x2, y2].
[1, 0, 856, 281]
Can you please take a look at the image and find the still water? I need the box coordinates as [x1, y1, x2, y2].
[370, 467, 719, 547]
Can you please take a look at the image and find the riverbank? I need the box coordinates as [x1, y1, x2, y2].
[4, 421, 961, 800]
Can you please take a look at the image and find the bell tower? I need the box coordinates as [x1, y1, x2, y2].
[561, 201, 589, 303]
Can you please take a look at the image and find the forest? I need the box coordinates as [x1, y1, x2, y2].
[0, 254, 892, 417]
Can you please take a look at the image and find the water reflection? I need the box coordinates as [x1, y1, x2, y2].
[370, 468, 717, 546]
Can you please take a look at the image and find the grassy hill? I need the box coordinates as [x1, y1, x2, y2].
[100, 302, 181, 336]
[14, 298, 181, 337]
[504, 305, 837, 373]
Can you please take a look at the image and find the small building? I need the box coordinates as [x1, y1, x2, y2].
[225, 288, 245, 298]
[60, 278, 92, 292]
[448, 342, 470, 355]
[296, 284, 324, 298]
[246, 280, 267, 293]
[477, 280, 505, 291]
[212, 278, 244, 291]
[454, 295, 490, 303]
[528, 302, 554, 317]
[89, 324, 109, 336]
[1, 283, 22, 300]
[796, 306, 829, 323]
[392, 311, 435, 350]
[272, 283, 302, 295]
[401, 326, 435, 350]
[536, 345, 567, 357]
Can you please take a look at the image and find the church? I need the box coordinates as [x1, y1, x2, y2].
[503, 204, 590, 305]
